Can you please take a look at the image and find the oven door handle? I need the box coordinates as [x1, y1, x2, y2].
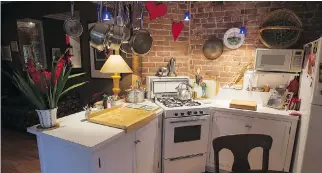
[169, 153, 204, 161]
[170, 118, 207, 124]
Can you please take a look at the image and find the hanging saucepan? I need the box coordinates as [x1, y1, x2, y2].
[64, 1, 83, 37]
[120, 3, 134, 58]
[129, 2, 153, 56]
[108, 2, 131, 46]
[202, 36, 223, 60]
[89, 2, 111, 52]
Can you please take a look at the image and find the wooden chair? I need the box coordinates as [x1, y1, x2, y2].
[212, 134, 273, 173]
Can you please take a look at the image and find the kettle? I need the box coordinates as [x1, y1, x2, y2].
[176, 83, 192, 100]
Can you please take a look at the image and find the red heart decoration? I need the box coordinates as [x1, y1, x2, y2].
[172, 21, 184, 41]
[146, 2, 167, 20]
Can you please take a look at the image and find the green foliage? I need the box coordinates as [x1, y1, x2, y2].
[8, 55, 88, 110]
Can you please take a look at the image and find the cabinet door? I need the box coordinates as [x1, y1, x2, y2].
[95, 133, 135, 173]
[135, 118, 158, 173]
[248, 118, 291, 171]
[209, 112, 250, 171]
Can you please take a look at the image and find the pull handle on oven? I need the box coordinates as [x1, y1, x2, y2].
[169, 153, 204, 161]
[170, 118, 207, 124]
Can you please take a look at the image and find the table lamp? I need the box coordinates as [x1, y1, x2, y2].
[100, 55, 133, 97]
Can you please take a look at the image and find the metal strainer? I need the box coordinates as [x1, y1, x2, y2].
[64, 1, 83, 37]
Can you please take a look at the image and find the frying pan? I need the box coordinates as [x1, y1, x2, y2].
[64, 1, 83, 37]
[202, 36, 223, 60]
[130, 2, 153, 55]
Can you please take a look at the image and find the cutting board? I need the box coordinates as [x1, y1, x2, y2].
[229, 99, 257, 111]
[88, 106, 158, 133]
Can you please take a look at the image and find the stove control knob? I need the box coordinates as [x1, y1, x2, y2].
[199, 110, 204, 114]
[174, 113, 178, 116]
[187, 111, 192, 115]
[194, 111, 198, 114]
[181, 112, 185, 116]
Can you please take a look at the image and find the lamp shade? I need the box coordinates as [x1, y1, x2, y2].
[100, 55, 133, 73]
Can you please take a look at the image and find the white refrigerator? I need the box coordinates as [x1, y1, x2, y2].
[293, 37, 322, 173]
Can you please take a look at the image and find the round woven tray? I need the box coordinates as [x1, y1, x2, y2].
[259, 9, 303, 49]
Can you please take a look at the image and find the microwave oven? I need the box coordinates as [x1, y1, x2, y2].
[255, 49, 304, 73]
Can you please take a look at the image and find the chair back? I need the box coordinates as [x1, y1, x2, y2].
[212, 134, 273, 173]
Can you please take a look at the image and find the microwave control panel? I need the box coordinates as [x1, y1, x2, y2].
[290, 50, 304, 72]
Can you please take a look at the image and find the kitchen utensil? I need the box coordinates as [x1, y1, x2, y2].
[130, 2, 153, 55]
[259, 9, 302, 49]
[195, 68, 201, 85]
[125, 88, 145, 103]
[202, 36, 223, 60]
[116, 2, 124, 26]
[176, 83, 192, 101]
[88, 106, 157, 132]
[120, 3, 133, 56]
[64, 1, 83, 37]
[157, 66, 169, 77]
[168, 58, 177, 77]
[125, 80, 145, 103]
[89, 2, 111, 51]
[229, 99, 257, 111]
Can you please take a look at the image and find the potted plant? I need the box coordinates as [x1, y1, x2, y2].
[7, 48, 88, 128]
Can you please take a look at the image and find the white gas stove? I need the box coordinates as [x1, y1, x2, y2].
[155, 97, 210, 118]
[146, 76, 210, 173]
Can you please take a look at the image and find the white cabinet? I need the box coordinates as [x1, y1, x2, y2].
[248, 118, 291, 171]
[94, 118, 159, 173]
[209, 113, 250, 170]
[207, 110, 297, 172]
[135, 119, 158, 173]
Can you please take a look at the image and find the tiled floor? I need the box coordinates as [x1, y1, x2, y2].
[1, 129, 41, 173]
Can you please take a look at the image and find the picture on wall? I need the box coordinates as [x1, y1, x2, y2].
[10, 41, 19, 52]
[1, 46, 12, 61]
[51, 48, 61, 62]
[68, 36, 82, 68]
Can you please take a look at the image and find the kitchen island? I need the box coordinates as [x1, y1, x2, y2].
[27, 100, 163, 173]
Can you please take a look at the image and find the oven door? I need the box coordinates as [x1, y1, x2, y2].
[255, 49, 292, 72]
[163, 115, 210, 159]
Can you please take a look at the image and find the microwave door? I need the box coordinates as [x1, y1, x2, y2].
[256, 49, 292, 71]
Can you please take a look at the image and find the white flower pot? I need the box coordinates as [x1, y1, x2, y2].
[36, 108, 58, 128]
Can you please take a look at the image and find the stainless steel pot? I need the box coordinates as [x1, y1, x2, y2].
[125, 80, 145, 103]
[125, 88, 145, 103]
[176, 83, 192, 100]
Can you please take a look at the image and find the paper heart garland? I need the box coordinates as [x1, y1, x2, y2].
[172, 21, 184, 41]
[146, 2, 167, 20]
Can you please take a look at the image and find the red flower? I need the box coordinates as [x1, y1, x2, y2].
[26, 57, 66, 91]
[27, 59, 36, 73]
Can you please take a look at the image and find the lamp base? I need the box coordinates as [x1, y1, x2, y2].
[112, 73, 121, 97]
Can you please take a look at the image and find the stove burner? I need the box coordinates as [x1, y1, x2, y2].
[157, 97, 201, 108]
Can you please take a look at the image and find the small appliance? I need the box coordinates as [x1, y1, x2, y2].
[255, 48, 304, 73]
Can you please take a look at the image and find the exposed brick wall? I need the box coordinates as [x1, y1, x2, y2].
[142, 1, 322, 86]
